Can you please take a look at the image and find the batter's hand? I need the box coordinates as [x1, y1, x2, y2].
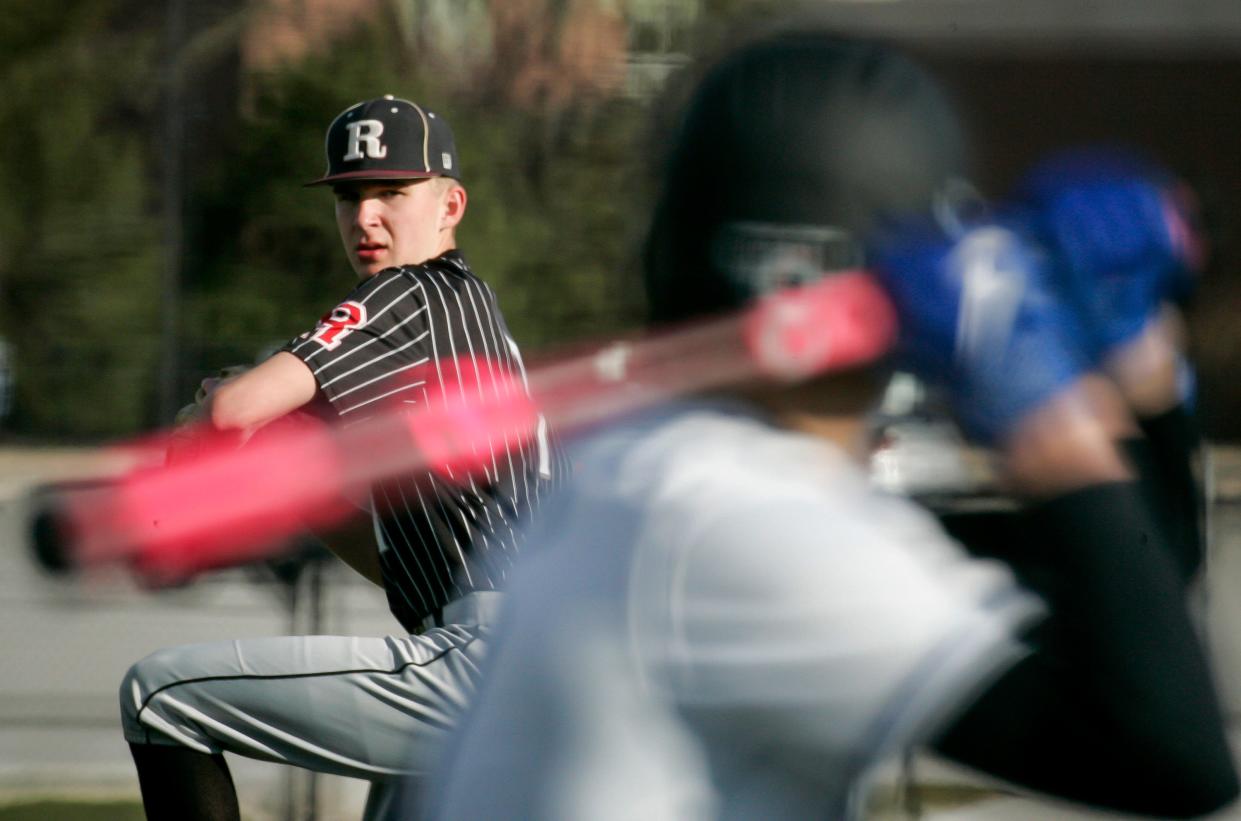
[870, 216, 1088, 444]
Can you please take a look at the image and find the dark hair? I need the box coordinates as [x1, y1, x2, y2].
[643, 31, 967, 323]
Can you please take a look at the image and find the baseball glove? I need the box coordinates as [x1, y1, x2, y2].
[166, 365, 252, 465]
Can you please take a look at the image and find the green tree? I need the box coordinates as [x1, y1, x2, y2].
[0, 2, 690, 438]
[0, 0, 163, 437]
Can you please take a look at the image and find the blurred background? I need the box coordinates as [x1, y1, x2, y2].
[4, 1, 1241, 819]
[4, 0, 1241, 442]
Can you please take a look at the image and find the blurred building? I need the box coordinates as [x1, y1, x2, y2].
[799, 0, 1241, 438]
[625, 0, 699, 97]
[240, 0, 384, 70]
[240, 0, 632, 107]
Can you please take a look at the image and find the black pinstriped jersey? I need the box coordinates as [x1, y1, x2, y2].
[283, 250, 565, 631]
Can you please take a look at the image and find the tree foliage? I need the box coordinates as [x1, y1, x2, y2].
[0, 0, 163, 437]
[3, 4, 654, 438]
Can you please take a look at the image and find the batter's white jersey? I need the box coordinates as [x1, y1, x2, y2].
[429, 402, 1043, 820]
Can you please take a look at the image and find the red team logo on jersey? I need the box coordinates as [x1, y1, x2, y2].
[310, 301, 368, 350]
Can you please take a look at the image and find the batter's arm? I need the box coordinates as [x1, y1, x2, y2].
[208, 352, 317, 432]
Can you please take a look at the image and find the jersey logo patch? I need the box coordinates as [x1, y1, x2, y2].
[311, 301, 368, 350]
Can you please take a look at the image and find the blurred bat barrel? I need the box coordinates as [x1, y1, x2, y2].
[29, 272, 896, 581]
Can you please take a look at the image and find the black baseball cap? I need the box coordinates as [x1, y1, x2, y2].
[643, 32, 966, 323]
[306, 95, 461, 186]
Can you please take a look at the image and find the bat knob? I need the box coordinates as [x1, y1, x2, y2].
[29, 486, 75, 574]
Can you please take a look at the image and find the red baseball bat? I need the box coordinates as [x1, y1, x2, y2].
[33, 271, 895, 581]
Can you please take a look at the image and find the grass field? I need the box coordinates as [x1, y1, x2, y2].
[0, 801, 143, 821]
[0, 784, 999, 821]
